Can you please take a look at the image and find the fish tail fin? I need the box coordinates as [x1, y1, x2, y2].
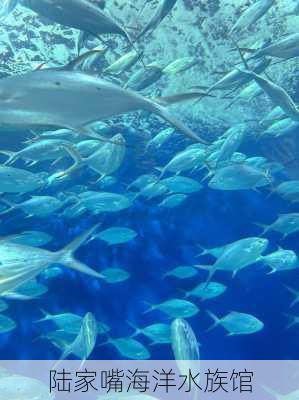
[265, 266, 276, 275]
[266, 185, 277, 198]
[195, 244, 208, 257]
[35, 308, 52, 323]
[205, 267, 216, 288]
[126, 320, 141, 337]
[162, 271, 169, 279]
[56, 224, 103, 279]
[142, 301, 155, 314]
[0, 198, 16, 215]
[283, 313, 299, 329]
[284, 285, 299, 308]
[201, 169, 214, 183]
[59, 347, 72, 363]
[206, 310, 221, 332]
[284, 285, 299, 296]
[194, 262, 215, 284]
[254, 222, 269, 236]
[55, 144, 84, 179]
[0, 150, 17, 165]
[154, 167, 165, 181]
[145, 99, 209, 144]
[32, 334, 45, 343]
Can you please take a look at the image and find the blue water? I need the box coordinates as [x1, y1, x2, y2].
[0, 125, 297, 361]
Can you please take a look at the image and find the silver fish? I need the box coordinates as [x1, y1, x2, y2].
[16, 0, 131, 46]
[104, 50, 143, 75]
[0, 196, 64, 217]
[207, 310, 264, 335]
[237, 69, 299, 121]
[0, 166, 46, 193]
[128, 321, 171, 345]
[248, 33, 299, 60]
[199, 237, 269, 283]
[58, 134, 126, 179]
[136, 0, 178, 40]
[0, 69, 206, 143]
[0, 224, 103, 295]
[203, 58, 271, 93]
[1, 139, 72, 165]
[59, 312, 98, 362]
[230, 0, 275, 36]
[125, 64, 164, 91]
[171, 319, 200, 376]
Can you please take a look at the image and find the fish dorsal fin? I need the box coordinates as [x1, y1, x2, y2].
[62, 49, 106, 71]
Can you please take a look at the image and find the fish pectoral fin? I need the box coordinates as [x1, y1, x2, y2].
[146, 99, 209, 144]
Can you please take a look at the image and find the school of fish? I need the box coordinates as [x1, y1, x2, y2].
[0, 0, 297, 367]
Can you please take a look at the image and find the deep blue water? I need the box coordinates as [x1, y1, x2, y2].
[0, 125, 298, 361]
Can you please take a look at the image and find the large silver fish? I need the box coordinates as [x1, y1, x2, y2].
[0, 69, 207, 143]
[3, 0, 131, 45]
